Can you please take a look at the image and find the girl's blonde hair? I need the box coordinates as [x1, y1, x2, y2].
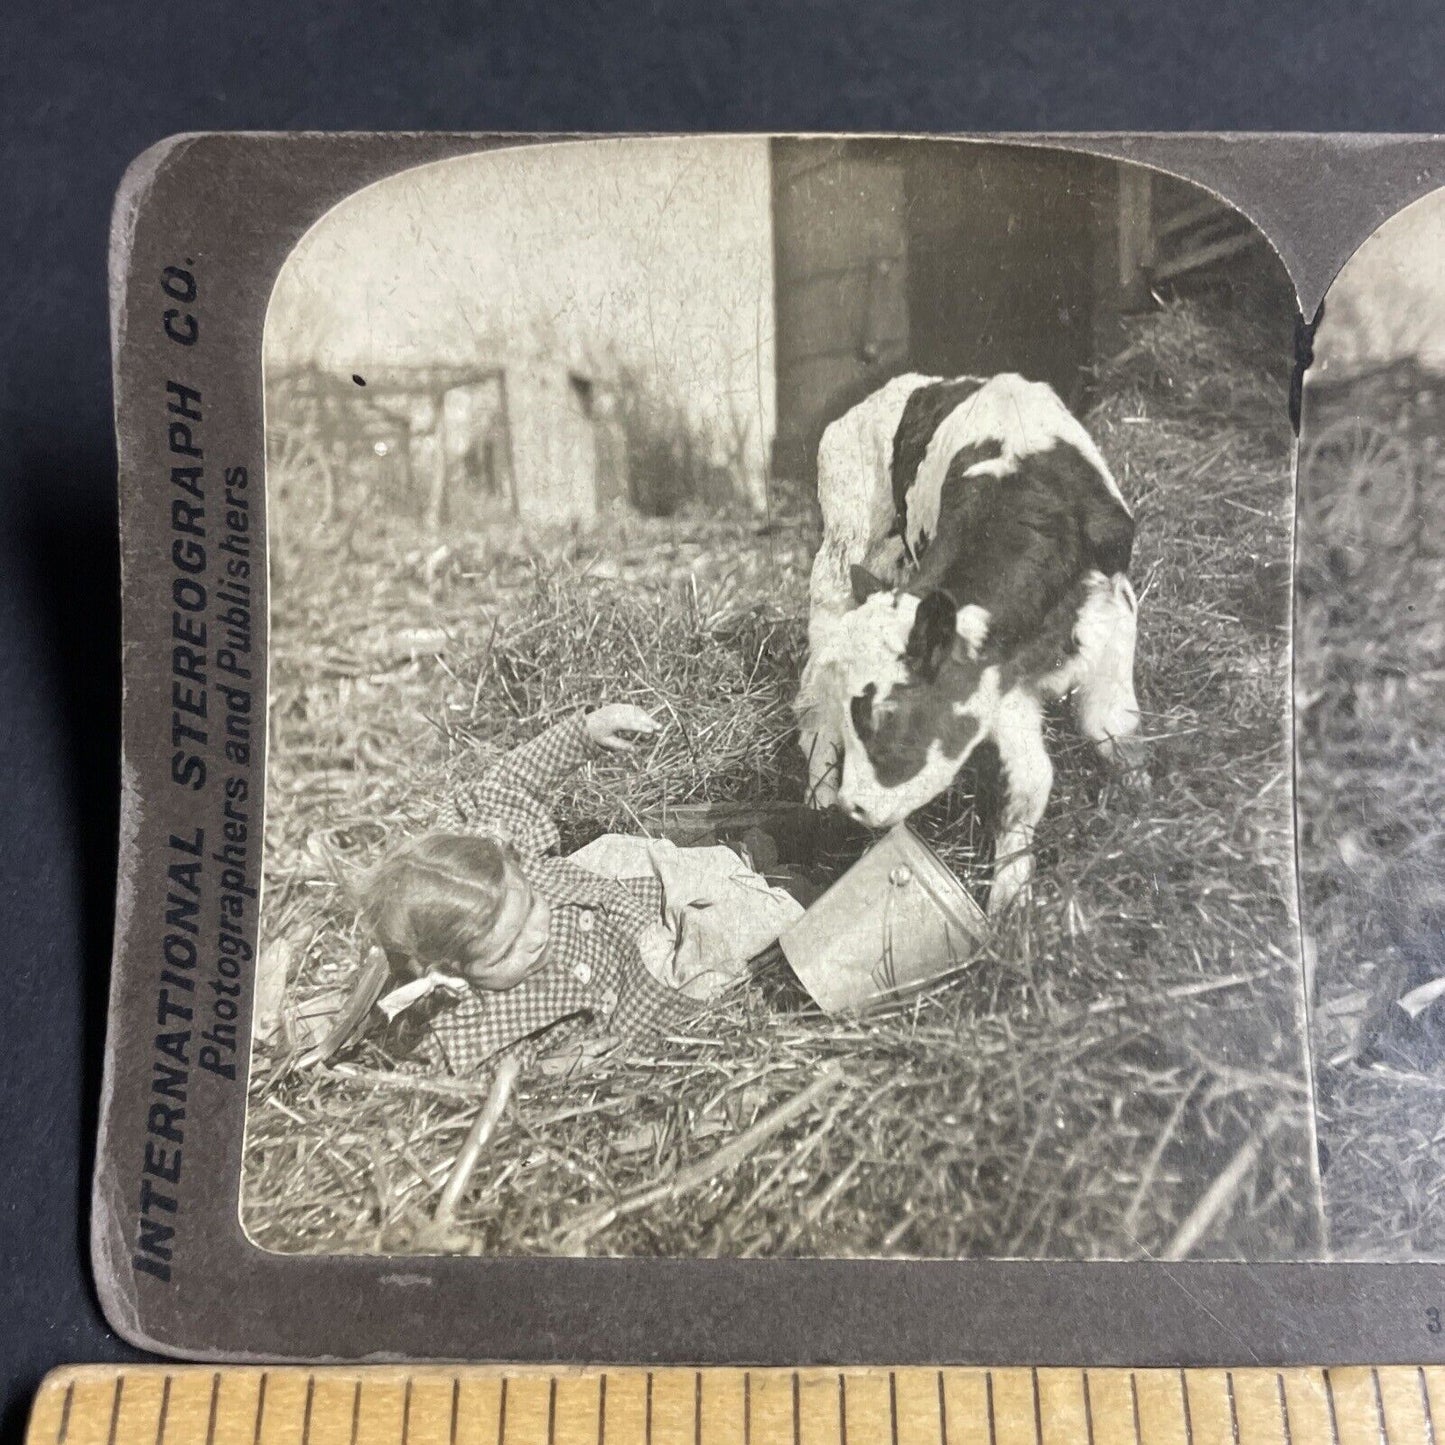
[360, 832, 523, 976]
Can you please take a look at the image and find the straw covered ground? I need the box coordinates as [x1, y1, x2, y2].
[1297, 374, 1445, 1258]
[243, 299, 1321, 1260]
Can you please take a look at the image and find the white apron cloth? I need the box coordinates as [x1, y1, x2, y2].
[567, 834, 804, 1002]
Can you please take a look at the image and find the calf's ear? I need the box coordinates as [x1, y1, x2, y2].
[850, 564, 891, 604]
[905, 590, 958, 680]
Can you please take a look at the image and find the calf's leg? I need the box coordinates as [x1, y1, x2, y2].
[795, 486, 897, 811]
[988, 689, 1053, 917]
[794, 648, 843, 809]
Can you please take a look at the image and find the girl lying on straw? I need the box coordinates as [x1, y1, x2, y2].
[302, 704, 804, 1077]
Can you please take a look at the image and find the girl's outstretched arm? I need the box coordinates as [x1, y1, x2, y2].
[435, 705, 657, 855]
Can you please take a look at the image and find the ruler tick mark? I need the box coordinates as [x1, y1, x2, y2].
[205, 1373, 220, 1445]
[1323, 1369, 1341, 1445]
[890, 1372, 900, 1445]
[1030, 1368, 1042, 1445]
[497, 1376, 509, 1445]
[254, 1372, 269, 1445]
[1372, 1367, 1387, 1444]
[646, 1371, 654, 1445]
[1179, 1369, 1194, 1445]
[1277, 1373, 1293, 1445]
[1130, 1373, 1143, 1445]
[744, 1373, 752, 1445]
[936, 1371, 948, 1445]
[403, 1379, 413, 1445]
[56, 1380, 74, 1445]
[1225, 1371, 1241, 1445]
[547, 1378, 556, 1445]
[301, 1376, 315, 1445]
[1083, 1371, 1096, 1445]
[599, 1374, 608, 1445]
[106, 1376, 124, 1445]
[352, 1381, 362, 1445]
[695, 1372, 702, 1445]
[986, 1371, 996, 1445]
[1421, 1366, 1437, 1445]
[156, 1376, 172, 1445]
[792, 1373, 801, 1445]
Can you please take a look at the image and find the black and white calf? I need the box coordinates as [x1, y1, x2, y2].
[794, 372, 1145, 914]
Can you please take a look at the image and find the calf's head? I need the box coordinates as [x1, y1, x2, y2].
[823, 566, 1000, 829]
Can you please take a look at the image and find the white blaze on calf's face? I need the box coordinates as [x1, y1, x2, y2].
[836, 591, 917, 704]
[826, 591, 999, 828]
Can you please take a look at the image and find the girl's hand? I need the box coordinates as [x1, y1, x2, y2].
[585, 704, 662, 753]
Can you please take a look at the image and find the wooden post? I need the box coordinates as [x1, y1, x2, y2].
[424, 388, 449, 531]
[498, 369, 519, 519]
[317, 396, 338, 526]
[1116, 167, 1154, 305]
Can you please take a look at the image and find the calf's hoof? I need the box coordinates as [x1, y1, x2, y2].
[1100, 735, 1151, 796]
[987, 862, 1034, 920]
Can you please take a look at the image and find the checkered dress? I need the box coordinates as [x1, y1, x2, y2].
[415, 712, 695, 1076]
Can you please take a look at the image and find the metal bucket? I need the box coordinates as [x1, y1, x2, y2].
[778, 824, 989, 1013]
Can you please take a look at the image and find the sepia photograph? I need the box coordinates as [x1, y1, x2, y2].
[240, 136, 1320, 1261]
[1298, 186, 1445, 1260]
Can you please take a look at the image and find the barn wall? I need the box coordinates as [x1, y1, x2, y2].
[902, 142, 1107, 409]
[771, 139, 909, 481]
[772, 139, 1118, 483]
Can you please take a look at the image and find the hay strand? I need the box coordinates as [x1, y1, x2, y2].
[555, 1063, 849, 1253]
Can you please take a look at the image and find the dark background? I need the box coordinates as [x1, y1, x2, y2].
[4, 0, 1445, 1436]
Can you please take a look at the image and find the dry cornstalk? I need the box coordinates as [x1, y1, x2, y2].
[777, 1157, 861, 1253]
[556, 1063, 849, 1253]
[434, 1052, 524, 1227]
[322, 1063, 504, 1101]
[1121, 1070, 1205, 1241]
[1163, 1108, 1288, 1260]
